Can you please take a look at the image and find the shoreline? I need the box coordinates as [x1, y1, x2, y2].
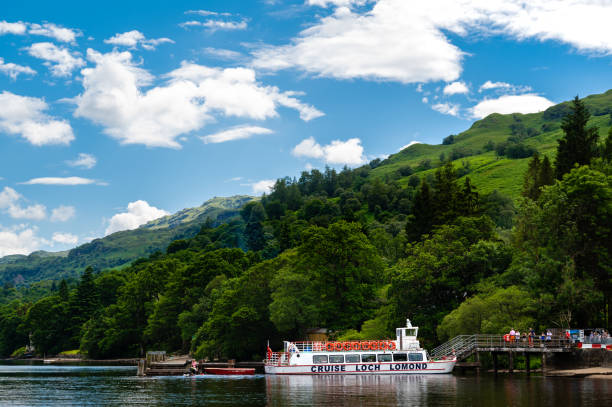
[1, 358, 139, 366]
[545, 367, 612, 379]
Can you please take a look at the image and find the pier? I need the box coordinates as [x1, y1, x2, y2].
[431, 335, 573, 374]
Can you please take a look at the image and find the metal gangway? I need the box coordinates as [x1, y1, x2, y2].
[430, 334, 573, 361]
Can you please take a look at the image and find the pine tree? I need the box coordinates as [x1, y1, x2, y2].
[58, 279, 69, 303]
[432, 161, 459, 225]
[603, 127, 612, 161]
[459, 177, 479, 215]
[522, 152, 541, 200]
[406, 180, 434, 241]
[537, 156, 554, 190]
[555, 96, 599, 179]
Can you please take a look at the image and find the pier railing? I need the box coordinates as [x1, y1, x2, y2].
[430, 335, 573, 360]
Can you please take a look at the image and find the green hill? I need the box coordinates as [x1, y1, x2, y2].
[0, 195, 254, 286]
[370, 89, 612, 198]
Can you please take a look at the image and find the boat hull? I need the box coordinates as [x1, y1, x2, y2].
[205, 368, 255, 375]
[265, 360, 455, 375]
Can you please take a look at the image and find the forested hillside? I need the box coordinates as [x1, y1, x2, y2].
[0, 94, 610, 361]
[0, 196, 253, 300]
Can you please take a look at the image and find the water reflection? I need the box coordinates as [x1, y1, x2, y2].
[0, 365, 611, 406]
[266, 374, 458, 406]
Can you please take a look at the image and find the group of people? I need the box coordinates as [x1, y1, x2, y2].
[587, 330, 610, 344]
[506, 328, 553, 344]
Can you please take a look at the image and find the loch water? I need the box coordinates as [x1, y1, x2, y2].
[0, 364, 611, 406]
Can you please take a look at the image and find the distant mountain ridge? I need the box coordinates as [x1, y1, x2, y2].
[0, 195, 254, 285]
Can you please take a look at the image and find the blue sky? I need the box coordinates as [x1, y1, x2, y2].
[1, 0, 612, 255]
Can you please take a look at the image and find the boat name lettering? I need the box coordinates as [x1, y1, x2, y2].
[355, 364, 381, 372]
[310, 365, 346, 373]
[390, 363, 427, 370]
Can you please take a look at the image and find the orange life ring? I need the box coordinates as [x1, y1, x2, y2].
[326, 342, 334, 352]
[343, 342, 351, 351]
[334, 342, 343, 351]
[370, 341, 379, 351]
[379, 341, 388, 350]
[388, 341, 396, 350]
[362, 341, 371, 350]
[351, 342, 360, 351]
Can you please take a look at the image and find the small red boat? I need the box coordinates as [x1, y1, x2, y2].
[204, 367, 255, 375]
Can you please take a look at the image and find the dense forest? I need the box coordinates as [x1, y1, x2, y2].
[1, 96, 611, 361]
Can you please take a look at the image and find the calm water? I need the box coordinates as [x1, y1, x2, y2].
[0, 364, 611, 406]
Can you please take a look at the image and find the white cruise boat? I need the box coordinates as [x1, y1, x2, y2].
[265, 319, 456, 375]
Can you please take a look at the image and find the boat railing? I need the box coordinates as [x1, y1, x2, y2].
[286, 340, 397, 352]
[266, 352, 290, 366]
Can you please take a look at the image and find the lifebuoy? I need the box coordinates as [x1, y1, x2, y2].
[334, 342, 343, 351]
[362, 341, 371, 350]
[326, 342, 334, 352]
[343, 342, 351, 351]
[388, 341, 396, 350]
[351, 342, 360, 351]
[370, 341, 379, 350]
[379, 341, 388, 350]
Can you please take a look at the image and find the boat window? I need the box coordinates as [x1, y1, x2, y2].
[393, 353, 408, 362]
[345, 354, 360, 363]
[329, 355, 344, 364]
[377, 354, 392, 362]
[361, 354, 376, 363]
[409, 353, 423, 361]
[313, 355, 328, 364]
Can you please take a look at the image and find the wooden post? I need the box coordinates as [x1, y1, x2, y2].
[526, 353, 530, 375]
[137, 359, 146, 376]
[542, 352, 547, 373]
[475, 351, 480, 375]
[493, 352, 498, 374]
[508, 351, 514, 373]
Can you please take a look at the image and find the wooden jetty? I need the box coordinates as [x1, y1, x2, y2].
[138, 353, 264, 376]
[431, 335, 573, 374]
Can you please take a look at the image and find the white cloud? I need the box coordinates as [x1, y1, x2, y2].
[398, 141, 421, 151]
[202, 47, 244, 60]
[201, 125, 273, 144]
[185, 10, 233, 17]
[21, 177, 99, 186]
[0, 91, 74, 146]
[254, 0, 612, 84]
[292, 136, 366, 165]
[52, 232, 78, 245]
[104, 30, 174, 50]
[51, 205, 76, 222]
[105, 200, 169, 235]
[471, 94, 554, 119]
[0, 187, 46, 220]
[443, 81, 469, 95]
[180, 20, 248, 31]
[432, 102, 460, 117]
[307, 0, 368, 7]
[27, 42, 85, 77]
[28, 23, 80, 43]
[0, 58, 36, 79]
[0, 21, 27, 35]
[67, 153, 97, 169]
[0, 224, 48, 256]
[251, 180, 275, 195]
[73, 50, 322, 148]
[479, 80, 532, 94]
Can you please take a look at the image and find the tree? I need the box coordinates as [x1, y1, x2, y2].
[406, 180, 434, 241]
[295, 221, 384, 330]
[555, 96, 599, 179]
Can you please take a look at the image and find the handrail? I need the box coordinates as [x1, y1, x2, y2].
[430, 334, 573, 360]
